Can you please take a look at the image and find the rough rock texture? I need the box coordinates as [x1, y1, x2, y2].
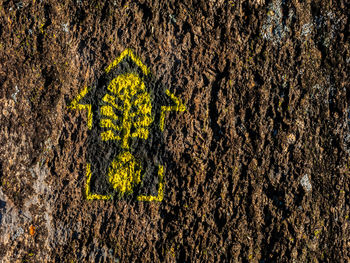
[0, 0, 349, 262]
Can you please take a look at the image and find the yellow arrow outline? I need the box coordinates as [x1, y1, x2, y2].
[137, 165, 164, 202]
[85, 163, 111, 200]
[105, 48, 150, 76]
[68, 86, 92, 130]
[69, 49, 186, 202]
[159, 89, 186, 131]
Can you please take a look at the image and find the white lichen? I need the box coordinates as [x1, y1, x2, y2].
[62, 23, 69, 33]
[261, 0, 291, 45]
[300, 174, 312, 192]
[11, 86, 19, 102]
[301, 23, 313, 39]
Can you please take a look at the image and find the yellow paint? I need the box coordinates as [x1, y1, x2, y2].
[137, 165, 164, 202]
[131, 127, 149, 139]
[105, 48, 150, 75]
[85, 163, 111, 200]
[39, 23, 45, 34]
[68, 86, 92, 129]
[278, 98, 283, 108]
[101, 130, 121, 141]
[133, 115, 153, 127]
[100, 118, 120, 130]
[160, 89, 186, 131]
[314, 229, 322, 237]
[101, 73, 153, 148]
[102, 94, 122, 110]
[108, 151, 141, 195]
[101, 105, 119, 120]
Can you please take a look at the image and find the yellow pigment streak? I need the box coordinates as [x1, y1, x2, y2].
[68, 86, 92, 129]
[102, 94, 122, 111]
[101, 130, 121, 141]
[131, 128, 149, 139]
[100, 119, 120, 130]
[100, 105, 119, 120]
[133, 115, 153, 127]
[160, 89, 186, 131]
[137, 165, 164, 202]
[105, 48, 150, 76]
[85, 163, 111, 200]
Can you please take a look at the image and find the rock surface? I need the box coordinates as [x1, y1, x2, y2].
[0, 0, 349, 262]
